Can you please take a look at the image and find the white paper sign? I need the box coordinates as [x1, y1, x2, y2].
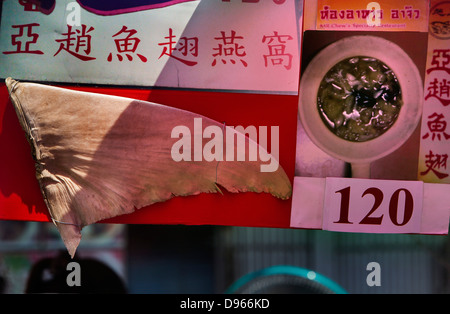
[417, 1, 450, 183]
[322, 177, 424, 234]
[0, 0, 301, 94]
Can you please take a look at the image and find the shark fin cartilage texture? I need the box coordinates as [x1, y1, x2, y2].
[5, 78, 292, 257]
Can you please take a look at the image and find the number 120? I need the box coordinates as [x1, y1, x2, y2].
[334, 186, 414, 226]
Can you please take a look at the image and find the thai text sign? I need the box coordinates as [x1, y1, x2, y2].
[315, 0, 428, 31]
[0, 0, 301, 94]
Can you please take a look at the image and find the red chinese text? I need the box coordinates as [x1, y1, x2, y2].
[422, 113, 450, 141]
[427, 49, 450, 75]
[54, 24, 96, 61]
[420, 150, 449, 179]
[2, 23, 43, 55]
[19, 0, 40, 12]
[262, 31, 293, 70]
[158, 28, 198, 66]
[426, 78, 450, 107]
[108, 26, 147, 62]
[212, 30, 247, 67]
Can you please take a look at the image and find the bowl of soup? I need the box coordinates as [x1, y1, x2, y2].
[298, 36, 423, 177]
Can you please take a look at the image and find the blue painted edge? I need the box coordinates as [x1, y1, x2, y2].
[225, 265, 348, 294]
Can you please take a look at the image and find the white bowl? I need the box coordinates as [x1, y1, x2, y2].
[298, 35, 423, 177]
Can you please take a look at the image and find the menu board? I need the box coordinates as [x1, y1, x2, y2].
[291, 0, 450, 235]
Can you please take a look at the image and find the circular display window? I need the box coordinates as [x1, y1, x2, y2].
[317, 56, 403, 142]
[298, 35, 423, 166]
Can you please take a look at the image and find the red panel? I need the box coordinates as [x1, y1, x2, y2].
[0, 82, 298, 228]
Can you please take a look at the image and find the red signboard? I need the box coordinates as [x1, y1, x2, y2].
[0, 83, 297, 227]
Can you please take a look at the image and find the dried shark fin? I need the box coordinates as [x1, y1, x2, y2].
[5, 78, 292, 257]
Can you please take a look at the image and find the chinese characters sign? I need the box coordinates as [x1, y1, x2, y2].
[418, 1, 450, 183]
[0, 0, 301, 94]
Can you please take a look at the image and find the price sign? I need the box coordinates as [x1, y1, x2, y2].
[322, 178, 424, 233]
